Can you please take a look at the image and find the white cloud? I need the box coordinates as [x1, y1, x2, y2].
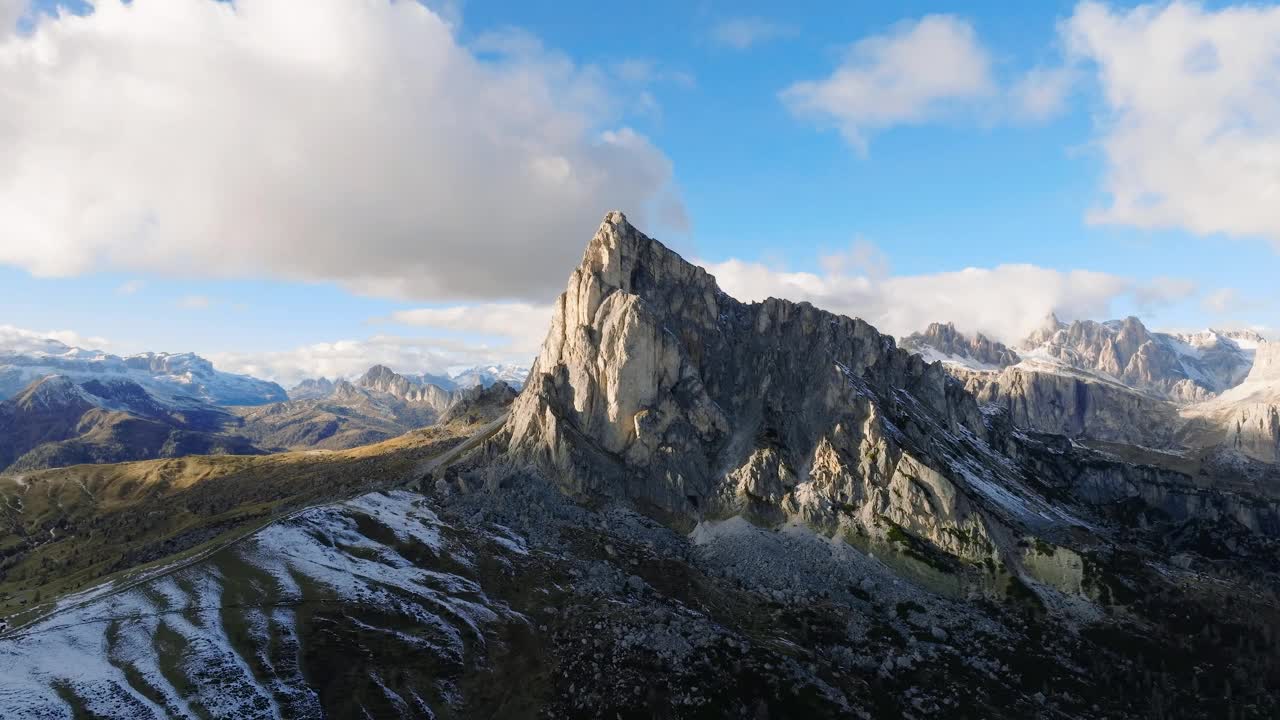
[0, 0, 684, 302]
[178, 295, 211, 309]
[209, 333, 533, 388]
[115, 279, 144, 295]
[711, 17, 793, 50]
[0, 324, 111, 354]
[1201, 288, 1240, 315]
[1011, 66, 1077, 120]
[1131, 276, 1198, 310]
[1063, 1, 1280, 247]
[781, 15, 995, 151]
[384, 302, 554, 355]
[700, 246, 1193, 344]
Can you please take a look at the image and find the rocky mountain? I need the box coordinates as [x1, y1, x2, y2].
[233, 379, 439, 451]
[238, 367, 520, 452]
[286, 376, 335, 400]
[289, 364, 529, 400]
[356, 364, 456, 412]
[901, 322, 1020, 369]
[496, 214, 1279, 550]
[3, 213, 1279, 718]
[0, 340, 287, 406]
[904, 315, 1275, 454]
[1018, 315, 1257, 402]
[0, 375, 261, 473]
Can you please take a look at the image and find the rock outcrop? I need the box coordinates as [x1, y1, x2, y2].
[497, 213, 1099, 570]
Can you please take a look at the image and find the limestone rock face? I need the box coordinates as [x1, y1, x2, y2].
[961, 366, 1180, 447]
[1181, 341, 1280, 463]
[499, 213, 1084, 565]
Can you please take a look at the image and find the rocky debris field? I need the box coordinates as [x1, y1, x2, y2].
[435, 464, 1280, 719]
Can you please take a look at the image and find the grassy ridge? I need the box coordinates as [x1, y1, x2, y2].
[0, 420, 482, 619]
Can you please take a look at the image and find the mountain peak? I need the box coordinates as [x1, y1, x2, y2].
[501, 214, 1085, 564]
[12, 374, 93, 412]
[902, 322, 1020, 370]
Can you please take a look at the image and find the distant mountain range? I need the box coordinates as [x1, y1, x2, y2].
[900, 316, 1277, 462]
[0, 338, 527, 473]
[0, 339, 288, 406]
[289, 363, 528, 398]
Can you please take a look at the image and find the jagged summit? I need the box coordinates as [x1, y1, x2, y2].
[499, 212, 1099, 570]
[901, 322, 1020, 370]
[356, 364, 454, 410]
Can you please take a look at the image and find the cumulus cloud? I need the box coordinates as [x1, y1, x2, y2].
[384, 302, 554, 355]
[700, 246, 1194, 344]
[1062, 1, 1280, 247]
[711, 17, 794, 50]
[781, 15, 995, 151]
[0, 0, 685, 302]
[209, 333, 534, 388]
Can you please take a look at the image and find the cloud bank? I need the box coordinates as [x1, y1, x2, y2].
[0, 0, 684, 302]
[700, 248, 1196, 345]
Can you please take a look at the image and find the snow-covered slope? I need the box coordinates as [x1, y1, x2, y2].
[0, 490, 521, 718]
[1013, 316, 1257, 402]
[447, 364, 529, 390]
[0, 338, 286, 406]
[905, 316, 1279, 457]
[900, 322, 1020, 372]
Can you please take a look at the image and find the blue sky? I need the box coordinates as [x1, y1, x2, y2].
[1, 0, 1277, 383]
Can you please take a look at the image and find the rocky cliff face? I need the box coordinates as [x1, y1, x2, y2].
[498, 213, 1108, 573]
[1180, 341, 1280, 463]
[959, 365, 1181, 447]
